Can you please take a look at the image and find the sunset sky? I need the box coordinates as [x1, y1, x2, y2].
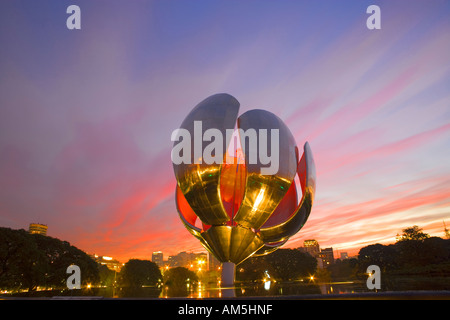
[1, 1, 449, 262]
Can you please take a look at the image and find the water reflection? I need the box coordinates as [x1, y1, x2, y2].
[264, 280, 271, 291]
[3, 276, 450, 298]
[160, 280, 325, 298]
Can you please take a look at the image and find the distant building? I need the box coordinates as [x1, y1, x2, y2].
[152, 251, 164, 267]
[319, 247, 334, 266]
[316, 257, 324, 269]
[28, 223, 48, 236]
[302, 239, 320, 257]
[168, 251, 207, 269]
[167, 255, 179, 267]
[168, 251, 190, 267]
[340, 252, 349, 260]
[208, 252, 221, 271]
[91, 255, 122, 272]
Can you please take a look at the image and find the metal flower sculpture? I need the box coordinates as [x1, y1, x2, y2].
[172, 93, 316, 285]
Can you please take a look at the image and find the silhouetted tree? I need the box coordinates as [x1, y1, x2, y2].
[0, 227, 99, 291]
[163, 267, 198, 297]
[0, 228, 46, 291]
[396, 225, 429, 242]
[444, 222, 450, 240]
[356, 226, 450, 275]
[358, 243, 397, 272]
[236, 255, 266, 281]
[421, 237, 450, 264]
[266, 249, 317, 281]
[396, 237, 450, 268]
[98, 264, 116, 287]
[327, 258, 358, 280]
[119, 259, 161, 288]
[32, 233, 99, 288]
[237, 248, 317, 282]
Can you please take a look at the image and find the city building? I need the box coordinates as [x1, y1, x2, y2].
[316, 257, 324, 269]
[208, 252, 221, 271]
[340, 252, 349, 260]
[168, 251, 207, 269]
[28, 223, 48, 236]
[319, 247, 334, 266]
[168, 251, 189, 267]
[302, 239, 320, 257]
[152, 251, 164, 267]
[91, 255, 123, 272]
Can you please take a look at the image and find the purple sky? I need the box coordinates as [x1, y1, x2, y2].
[0, 1, 449, 261]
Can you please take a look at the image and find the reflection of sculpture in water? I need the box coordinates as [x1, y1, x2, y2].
[263, 270, 272, 291]
[172, 93, 316, 288]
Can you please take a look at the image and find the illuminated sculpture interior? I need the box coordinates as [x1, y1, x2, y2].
[173, 93, 316, 283]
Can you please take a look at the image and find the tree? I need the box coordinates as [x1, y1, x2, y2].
[0, 227, 100, 291]
[444, 221, 450, 240]
[357, 227, 450, 273]
[315, 267, 331, 282]
[32, 233, 99, 288]
[421, 237, 450, 265]
[119, 259, 161, 288]
[396, 225, 429, 242]
[358, 243, 397, 272]
[236, 255, 266, 282]
[265, 249, 317, 281]
[237, 248, 317, 282]
[327, 258, 358, 280]
[98, 264, 116, 287]
[163, 266, 198, 297]
[394, 225, 431, 268]
[0, 228, 47, 291]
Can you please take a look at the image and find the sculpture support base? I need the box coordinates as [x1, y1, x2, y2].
[221, 262, 236, 287]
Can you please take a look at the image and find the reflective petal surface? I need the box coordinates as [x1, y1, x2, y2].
[201, 225, 264, 265]
[233, 109, 298, 229]
[259, 142, 316, 244]
[173, 93, 240, 225]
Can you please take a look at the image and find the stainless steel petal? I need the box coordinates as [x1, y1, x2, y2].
[173, 93, 240, 225]
[175, 185, 216, 254]
[201, 225, 264, 265]
[252, 239, 288, 256]
[233, 109, 298, 229]
[259, 142, 316, 243]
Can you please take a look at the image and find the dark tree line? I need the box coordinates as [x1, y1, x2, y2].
[237, 248, 317, 282]
[0, 227, 197, 296]
[357, 237, 450, 274]
[237, 226, 450, 283]
[119, 259, 162, 287]
[0, 227, 98, 291]
[328, 226, 450, 280]
[3, 224, 448, 293]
